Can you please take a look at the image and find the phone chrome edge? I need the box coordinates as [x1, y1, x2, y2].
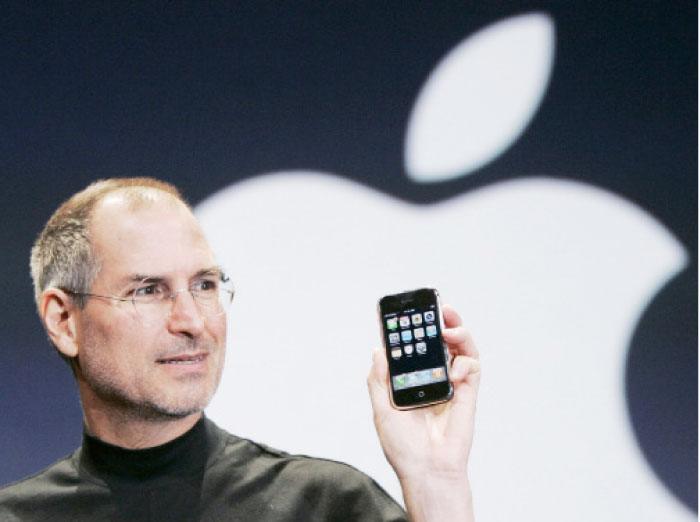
[378, 287, 453, 410]
[390, 384, 454, 411]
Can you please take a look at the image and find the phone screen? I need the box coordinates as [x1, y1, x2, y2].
[379, 288, 452, 408]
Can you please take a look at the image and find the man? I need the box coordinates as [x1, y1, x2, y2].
[0, 178, 481, 521]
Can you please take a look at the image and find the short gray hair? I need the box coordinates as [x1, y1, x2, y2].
[30, 177, 188, 308]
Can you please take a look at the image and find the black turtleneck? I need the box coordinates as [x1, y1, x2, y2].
[77, 416, 222, 520]
[0, 417, 408, 521]
[80, 415, 221, 480]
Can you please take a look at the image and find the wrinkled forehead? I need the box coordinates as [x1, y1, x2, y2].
[89, 191, 216, 286]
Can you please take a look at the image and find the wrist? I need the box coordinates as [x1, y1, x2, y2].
[399, 470, 473, 522]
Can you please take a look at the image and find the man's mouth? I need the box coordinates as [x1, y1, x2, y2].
[156, 353, 207, 365]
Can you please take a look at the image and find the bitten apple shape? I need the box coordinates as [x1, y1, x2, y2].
[200, 10, 690, 521]
[197, 172, 689, 521]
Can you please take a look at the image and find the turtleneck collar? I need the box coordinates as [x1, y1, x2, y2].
[77, 416, 225, 486]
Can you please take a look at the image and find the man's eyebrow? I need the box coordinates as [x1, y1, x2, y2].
[126, 275, 166, 284]
[194, 266, 225, 278]
[122, 267, 225, 285]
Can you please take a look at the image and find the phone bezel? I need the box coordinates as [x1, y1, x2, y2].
[378, 288, 453, 410]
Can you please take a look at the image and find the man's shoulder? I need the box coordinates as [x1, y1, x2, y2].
[216, 428, 375, 484]
[207, 427, 408, 521]
[0, 450, 79, 494]
[0, 449, 88, 520]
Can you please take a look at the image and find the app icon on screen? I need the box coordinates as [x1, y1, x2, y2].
[386, 317, 398, 330]
[399, 316, 410, 328]
[424, 311, 435, 322]
[401, 330, 413, 342]
[414, 327, 425, 339]
[394, 374, 407, 388]
[407, 372, 419, 385]
[404, 344, 414, 355]
[391, 348, 402, 359]
[416, 342, 427, 354]
[432, 367, 445, 379]
[411, 313, 422, 326]
[389, 332, 400, 344]
[426, 325, 437, 337]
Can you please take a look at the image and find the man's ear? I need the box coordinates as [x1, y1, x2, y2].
[39, 289, 80, 359]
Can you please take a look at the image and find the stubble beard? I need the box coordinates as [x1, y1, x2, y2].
[76, 323, 222, 423]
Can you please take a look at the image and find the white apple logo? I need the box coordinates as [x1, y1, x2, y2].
[197, 13, 692, 521]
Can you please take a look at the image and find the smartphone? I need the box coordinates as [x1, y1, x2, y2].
[378, 288, 453, 409]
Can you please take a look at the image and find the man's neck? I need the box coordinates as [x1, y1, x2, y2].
[82, 406, 202, 449]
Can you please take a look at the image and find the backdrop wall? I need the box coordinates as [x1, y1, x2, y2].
[1, 2, 696, 520]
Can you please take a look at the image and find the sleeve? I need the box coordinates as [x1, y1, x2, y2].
[283, 458, 409, 522]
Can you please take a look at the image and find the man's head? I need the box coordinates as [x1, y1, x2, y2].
[31, 178, 227, 422]
[30, 178, 185, 308]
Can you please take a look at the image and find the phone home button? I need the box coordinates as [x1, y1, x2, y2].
[417, 391, 425, 398]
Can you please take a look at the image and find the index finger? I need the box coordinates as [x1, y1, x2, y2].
[442, 304, 479, 359]
[442, 303, 463, 328]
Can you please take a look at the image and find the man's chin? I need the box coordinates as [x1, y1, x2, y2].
[85, 372, 219, 422]
[104, 388, 214, 423]
[124, 400, 205, 423]
[148, 386, 217, 420]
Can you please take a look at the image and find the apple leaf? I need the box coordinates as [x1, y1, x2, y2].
[404, 12, 555, 183]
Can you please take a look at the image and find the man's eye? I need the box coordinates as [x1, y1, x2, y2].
[134, 283, 166, 297]
[193, 279, 217, 293]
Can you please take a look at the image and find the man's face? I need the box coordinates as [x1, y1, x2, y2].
[74, 194, 227, 420]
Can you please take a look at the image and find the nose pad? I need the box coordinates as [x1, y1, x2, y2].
[166, 289, 205, 336]
[167, 289, 201, 318]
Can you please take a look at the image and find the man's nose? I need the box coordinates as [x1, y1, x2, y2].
[166, 289, 205, 337]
